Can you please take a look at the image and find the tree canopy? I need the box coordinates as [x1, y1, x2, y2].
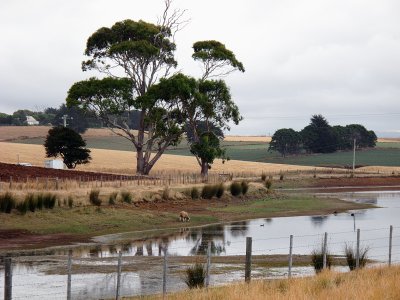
[269, 128, 302, 157]
[44, 127, 91, 169]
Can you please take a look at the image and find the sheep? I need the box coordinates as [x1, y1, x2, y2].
[179, 211, 190, 222]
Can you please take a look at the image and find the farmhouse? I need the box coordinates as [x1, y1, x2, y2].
[26, 116, 39, 126]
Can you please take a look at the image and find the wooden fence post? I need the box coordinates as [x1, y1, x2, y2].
[4, 257, 12, 300]
[116, 251, 122, 300]
[67, 250, 72, 300]
[288, 235, 293, 278]
[205, 241, 211, 288]
[323, 232, 328, 269]
[245, 237, 252, 283]
[389, 225, 393, 266]
[163, 247, 168, 299]
[356, 228, 360, 269]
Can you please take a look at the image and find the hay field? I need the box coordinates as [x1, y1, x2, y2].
[0, 142, 323, 175]
[224, 135, 271, 142]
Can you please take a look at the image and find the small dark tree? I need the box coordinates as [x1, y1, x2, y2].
[44, 127, 91, 169]
[269, 128, 302, 157]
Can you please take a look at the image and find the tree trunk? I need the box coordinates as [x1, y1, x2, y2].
[200, 159, 209, 179]
[136, 149, 146, 175]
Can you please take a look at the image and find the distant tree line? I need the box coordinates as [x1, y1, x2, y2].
[269, 115, 377, 157]
[0, 105, 146, 134]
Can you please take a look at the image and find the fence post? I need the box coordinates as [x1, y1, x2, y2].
[56, 177, 59, 190]
[67, 250, 72, 300]
[205, 241, 211, 288]
[163, 247, 168, 298]
[4, 257, 12, 300]
[288, 235, 293, 278]
[9, 176, 12, 189]
[356, 228, 360, 269]
[245, 237, 252, 283]
[116, 251, 122, 300]
[389, 225, 393, 266]
[323, 232, 328, 269]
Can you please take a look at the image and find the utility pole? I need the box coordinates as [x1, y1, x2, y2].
[62, 114, 68, 127]
[352, 138, 356, 173]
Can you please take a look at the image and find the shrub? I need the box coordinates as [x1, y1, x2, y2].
[121, 191, 132, 204]
[184, 263, 206, 289]
[241, 181, 249, 195]
[344, 244, 369, 270]
[89, 189, 102, 206]
[201, 185, 217, 199]
[16, 200, 28, 215]
[261, 173, 266, 181]
[190, 187, 200, 200]
[0, 192, 16, 213]
[265, 179, 273, 190]
[216, 183, 225, 198]
[162, 187, 170, 200]
[108, 192, 118, 205]
[36, 194, 44, 210]
[311, 243, 332, 273]
[68, 196, 74, 208]
[230, 182, 242, 196]
[26, 194, 37, 212]
[42, 193, 57, 209]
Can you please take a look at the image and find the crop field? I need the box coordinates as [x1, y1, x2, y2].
[3, 126, 400, 168]
[0, 142, 324, 175]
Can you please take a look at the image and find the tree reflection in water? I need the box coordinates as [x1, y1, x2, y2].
[310, 215, 329, 227]
[189, 225, 226, 255]
[229, 221, 249, 238]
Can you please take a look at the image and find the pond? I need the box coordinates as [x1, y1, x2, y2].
[2, 191, 400, 299]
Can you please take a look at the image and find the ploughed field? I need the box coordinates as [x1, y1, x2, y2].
[0, 162, 140, 182]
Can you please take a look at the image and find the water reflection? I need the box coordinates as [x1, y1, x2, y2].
[189, 225, 226, 255]
[229, 221, 249, 237]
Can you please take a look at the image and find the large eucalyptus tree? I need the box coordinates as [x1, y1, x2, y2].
[66, 1, 244, 176]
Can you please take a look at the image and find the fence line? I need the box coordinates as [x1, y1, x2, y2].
[0, 166, 397, 191]
[2, 225, 399, 299]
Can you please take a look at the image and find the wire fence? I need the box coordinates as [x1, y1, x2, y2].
[1, 225, 399, 299]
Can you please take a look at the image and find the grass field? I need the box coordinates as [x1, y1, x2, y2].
[138, 265, 400, 300]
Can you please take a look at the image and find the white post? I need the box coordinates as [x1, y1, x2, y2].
[288, 235, 293, 278]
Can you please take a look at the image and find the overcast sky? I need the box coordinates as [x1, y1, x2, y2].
[1, 0, 399, 136]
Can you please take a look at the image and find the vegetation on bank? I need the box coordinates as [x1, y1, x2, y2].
[135, 266, 400, 300]
[0, 192, 372, 236]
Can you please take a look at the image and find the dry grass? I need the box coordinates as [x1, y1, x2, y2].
[0, 142, 325, 175]
[378, 138, 400, 143]
[224, 135, 271, 142]
[140, 266, 400, 300]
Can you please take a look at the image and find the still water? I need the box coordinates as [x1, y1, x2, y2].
[1, 191, 400, 299]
